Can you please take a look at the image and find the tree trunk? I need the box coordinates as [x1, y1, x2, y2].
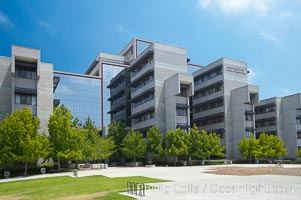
[249, 155, 252, 164]
[58, 157, 61, 172]
[24, 161, 28, 176]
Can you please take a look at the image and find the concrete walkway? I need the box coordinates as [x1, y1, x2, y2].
[1, 164, 301, 200]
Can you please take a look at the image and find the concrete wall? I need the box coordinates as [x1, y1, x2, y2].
[231, 85, 259, 159]
[0, 56, 12, 121]
[153, 43, 187, 133]
[37, 62, 54, 133]
[164, 73, 193, 133]
[281, 94, 301, 158]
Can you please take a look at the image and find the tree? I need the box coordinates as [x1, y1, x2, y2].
[165, 128, 189, 166]
[256, 133, 287, 161]
[82, 117, 115, 163]
[108, 121, 126, 161]
[296, 148, 301, 158]
[81, 117, 100, 161]
[121, 129, 146, 166]
[146, 126, 163, 164]
[207, 132, 226, 162]
[188, 125, 210, 163]
[238, 134, 258, 163]
[0, 108, 50, 175]
[94, 137, 115, 162]
[48, 105, 84, 171]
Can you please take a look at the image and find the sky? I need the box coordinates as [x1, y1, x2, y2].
[0, 0, 301, 99]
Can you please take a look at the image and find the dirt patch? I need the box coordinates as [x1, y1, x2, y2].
[0, 193, 25, 200]
[58, 189, 120, 200]
[206, 166, 301, 176]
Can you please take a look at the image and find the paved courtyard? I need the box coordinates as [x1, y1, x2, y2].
[1, 164, 301, 200]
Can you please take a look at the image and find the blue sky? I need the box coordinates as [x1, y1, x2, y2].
[0, 0, 300, 99]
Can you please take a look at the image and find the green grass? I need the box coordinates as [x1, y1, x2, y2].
[0, 175, 167, 200]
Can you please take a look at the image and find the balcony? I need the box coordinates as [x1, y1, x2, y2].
[193, 90, 223, 105]
[131, 61, 154, 83]
[132, 99, 155, 115]
[132, 118, 155, 131]
[131, 80, 154, 99]
[110, 82, 125, 95]
[194, 75, 223, 91]
[200, 122, 225, 132]
[193, 107, 224, 119]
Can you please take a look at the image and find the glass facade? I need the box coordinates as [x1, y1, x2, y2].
[136, 40, 151, 57]
[102, 64, 125, 126]
[54, 72, 101, 127]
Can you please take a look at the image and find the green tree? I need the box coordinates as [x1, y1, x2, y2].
[81, 117, 115, 163]
[238, 134, 258, 163]
[48, 105, 84, 171]
[188, 125, 210, 163]
[0, 108, 50, 175]
[256, 133, 287, 161]
[207, 132, 226, 162]
[108, 121, 126, 161]
[94, 137, 115, 162]
[146, 126, 163, 164]
[82, 117, 100, 161]
[121, 129, 146, 166]
[296, 148, 301, 158]
[165, 128, 189, 166]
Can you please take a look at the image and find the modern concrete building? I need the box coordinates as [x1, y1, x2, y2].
[0, 46, 103, 132]
[107, 39, 194, 134]
[255, 93, 301, 159]
[0, 46, 53, 133]
[1, 38, 300, 160]
[192, 58, 259, 159]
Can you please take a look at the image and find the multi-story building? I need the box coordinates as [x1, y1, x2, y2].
[107, 68, 131, 127]
[0, 46, 103, 132]
[1, 38, 300, 160]
[0, 46, 53, 133]
[255, 93, 301, 159]
[192, 58, 259, 159]
[108, 39, 194, 134]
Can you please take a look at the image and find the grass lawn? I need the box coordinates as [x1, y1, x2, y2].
[0, 175, 167, 200]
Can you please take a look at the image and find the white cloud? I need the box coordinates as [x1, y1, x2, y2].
[259, 31, 280, 46]
[114, 24, 133, 37]
[0, 11, 13, 28]
[278, 11, 293, 20]
[197, 0, 212, 9]
[38, 19, 66, 37]
[197, 0, 271, 16]
[38, 19, 56, 35]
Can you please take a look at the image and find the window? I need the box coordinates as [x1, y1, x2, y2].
[245, 114, 253, 121]
[176, 108, 187, 116]
[132, 111, 154, 124]
[297, 131, 301, 139]
[132, 92, 154, 108]
[255, 117, 276, 128]
[255, 104, 276, 114]
[15, 94, 37, 105]
[194, 66, 222, 85]
[194, 98, 224, 113]
[194, 83, 223, 99]
[16, 69, 37, 79]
